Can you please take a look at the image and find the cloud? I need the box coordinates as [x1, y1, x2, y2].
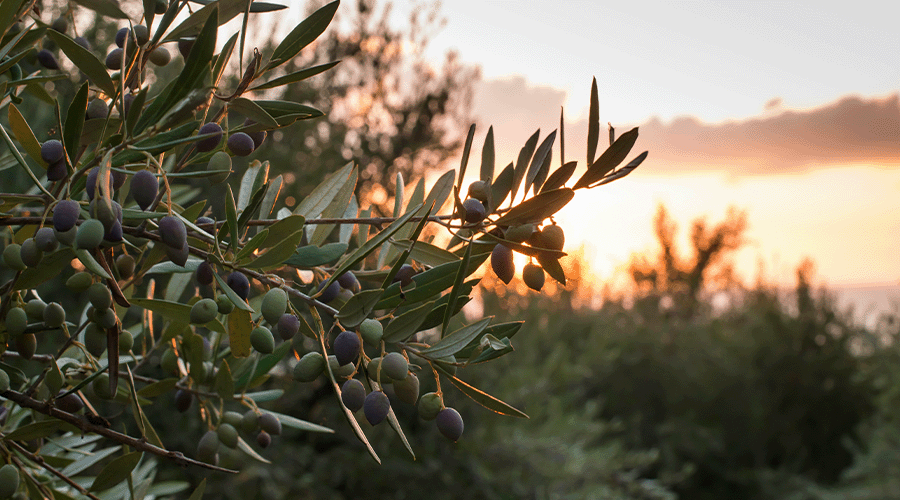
[473, 76, 900, 177]
[640, 93, 900, 174]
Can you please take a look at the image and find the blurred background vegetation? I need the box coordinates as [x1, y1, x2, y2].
[20, 0, 900, 498]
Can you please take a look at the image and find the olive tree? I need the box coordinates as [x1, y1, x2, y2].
[0, 0, 647, 497]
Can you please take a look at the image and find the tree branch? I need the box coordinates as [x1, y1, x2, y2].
[0, 389, 238, 474]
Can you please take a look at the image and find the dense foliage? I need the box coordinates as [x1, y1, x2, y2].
[0, 0, 648, 498]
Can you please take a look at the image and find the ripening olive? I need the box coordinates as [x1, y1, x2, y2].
[114, 27, 129, 48]
[2, 244, 26, 271]
[261, 288, 288, 325]
[341, 378, 366, 412]
[47, 158, 67, 181]
[175, 389, 193, 413]
[74, 36, 90, 50]
[195, 261, 214, 285]
[222, 411, 243, 428]
[56, 391, 84, 413]
[250, 326, 275, 354]
[105, 48, 123, 70]
[256, 430, 271, 448]
[504, 223, 535, 243]
[24, 299, 46, 320]
[132, 25, 149, 46]
[467, 180, 490, 204]
[115, 254, 136, 279]
[276, 314, 300, 341]
[76, 219, 105, 249]
[16, 334, 36, 360]
[243, 119, 267, 149]
[196, 122, 223, 152]
[359, 318, 383, 346]
[119, 329, 134, 353]
[33, 227, 58, 253]
[19, 238, 43, 267]
[382, 352, 409, 381]
[293, 352, 325, 382]
[0, 464, 19, 498]
[53, 200, 81, 232]
[51, 16, 68, 33]
[158, 215, 186, 249]
[43, 302, 65, 328]
[216, 294, 235, 315]
[436, 407, 464, 441]
[148, 46, 171, 66]
[531, 224, 565, 251]
[207, 151, 232, 183]
[190, 298, 218, 324]
[363, 391, 390, 426]
[227, 132, 255, 157]
[491, 244, 515, 284]
[165, 240, 189, 267]
[393, 264, 417, 286]
[337, 271, 360, 292]
[83, 323, 106, 357]
[417, 392, 443, 420]
[393, 372, 420, 405]
[40, 139, 64, 164]
[316, 280, 340, 303]
[196, 430, 219, 462]
[333, 331, 360, 366]
[217, 423, 239, 449]
[522, 263, 545, 291]
[4, 307, 27, 337]
[86, 99, 108, 120]
[130, 170, 157, 211]
[88, 283, 112, 311]
[160, 348, 179, 375]
[462, 198, 486, 223]
[37, 49, 59, 69]
[0, 370, 9, 392]
[66, 271, 92, 292]
[226, 272, 250, 300]
[241, 410, 259, 434]
[177, 38, 195, 59]
[258, 413, 281, 436]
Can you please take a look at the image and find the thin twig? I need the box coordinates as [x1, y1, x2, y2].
[0, 389, 238, 474]
[4, 438, 103, 500]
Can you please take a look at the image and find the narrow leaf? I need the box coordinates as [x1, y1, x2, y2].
[249, 60, 339, 91]
[525, 130, 556, 196]
[89, 452, 142, 492]
[540, 160, 578, 194]
[573, 127, 639, 189]
[480, 125, 494, 181]
[336, 289, 383, 328]
[295, 161, 353, 218]
[441, 238, 471, 336]
[213, 273, 254, 312]
[268, 1, 339, 69]
[490, 162, 514, 209]
[587, 77, 599, 166]
[593, 151, 648, 187]
[246, 229, 304, 269]
[63, 82, 89, 160]
[8, 104, 43, 166]
[510, 129, 540, 204]
[492, 188, 575, 227]
[382, 301, 436, 343]
[440, 370, 528, 418]
[456, 123, 476, 190]
[46, 30, 116, 97]
[421, 317, 492, 359]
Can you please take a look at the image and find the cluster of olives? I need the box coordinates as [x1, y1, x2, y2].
[196, 409, 283, 464]
[490, 223, 564, 291]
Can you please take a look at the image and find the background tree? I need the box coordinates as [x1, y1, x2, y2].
[251, 0, 479, 209]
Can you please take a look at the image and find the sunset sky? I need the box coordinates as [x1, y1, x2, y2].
[279, 1, 900, 308]
[422, 1, 900, 295]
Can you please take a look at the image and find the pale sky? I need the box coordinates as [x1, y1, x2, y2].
[422, 1, 900, 291]
[279, 1, 900, 296]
